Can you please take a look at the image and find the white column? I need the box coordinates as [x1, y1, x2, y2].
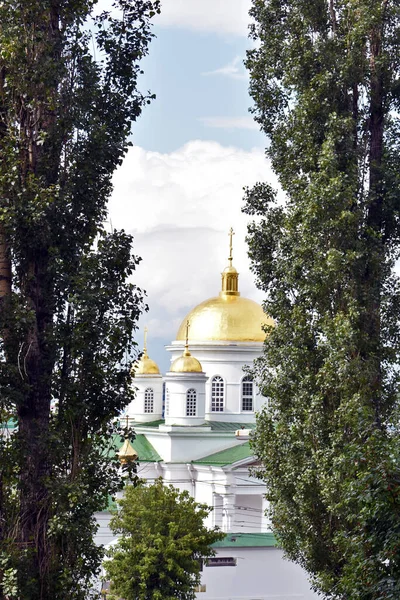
[213, 493, 223, 529]
[261, 495, 271, 532]
[221, 494, 235, 532]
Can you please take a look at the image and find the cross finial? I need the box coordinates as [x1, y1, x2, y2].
[228, 227, 235, 266]
[143, 326, 148, 356]
[125, 415, 129, 430]
[185, 320, 190, 348]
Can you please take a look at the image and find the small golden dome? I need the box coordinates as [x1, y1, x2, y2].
[134, 353, 160, 375]
[170, 347, 203, 373]
[171, 321, 203, 372]
[133, 327, 160, 375]
[118, 439, 138, 464]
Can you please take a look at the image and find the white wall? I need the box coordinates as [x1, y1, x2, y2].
[164, 372, 207, 426]
[142, 428, 248, 463]
[233, 494, 263, 533]
[199, 547, 318, 600]
[127, 373, 163, 422]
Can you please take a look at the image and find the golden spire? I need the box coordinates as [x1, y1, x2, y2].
[228, 227, 235, 267]
[221, 227, 239, 296]
[184, 320, 190, 354]
[143, 326, 149, 358]
[133, 326, 161, 375]
[170, 320, 203, 373]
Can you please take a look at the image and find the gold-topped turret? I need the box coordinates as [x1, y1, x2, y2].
[118, 438, 138, 463]
[221, 227, 239, 297]
[175, 229, 273, 343]
[171, 321, 203, 373]
[118, 417, 138, 464]
[133, 327, 160, 375]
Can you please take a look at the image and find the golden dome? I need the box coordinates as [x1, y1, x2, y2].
[133, 327, 160, 375]
[134, 354, 160, 375]
[176, 294, 272, 342]
[171, 321, 203, 372]
[176, 228, 273, 343]
[118, 439, 138, 464]
[170, 347, 203, 373]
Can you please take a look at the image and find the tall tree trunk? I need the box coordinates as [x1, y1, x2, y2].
[0, 227, 11, 302]
[365, 21, 385, 427]
[17, 255, 54, 599]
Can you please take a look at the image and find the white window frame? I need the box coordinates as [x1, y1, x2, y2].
[241, 376, 253, 411]
[186, 388, 197, 416]
[206, 557, 237, 567]
[211, 376, 224, 412]
[144, 387, 154, 413]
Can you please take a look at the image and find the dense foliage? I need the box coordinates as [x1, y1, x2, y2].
[0, 1, 159, 598]
[105, 479, 224, 600]
[244, 1, 400, 598]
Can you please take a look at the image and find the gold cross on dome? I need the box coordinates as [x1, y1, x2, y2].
[228, 227, 235, 265]
[185, 320, 190, 347]
[143, 326, 148, 353]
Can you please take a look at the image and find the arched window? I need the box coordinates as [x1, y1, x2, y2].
[144, 388, 154, 413]
[241, 376, 253, 411]
[186, 389, 197, 416]
[211, 376, 224, 412]
[165, 387, 169, 417]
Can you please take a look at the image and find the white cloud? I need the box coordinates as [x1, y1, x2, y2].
[155, 0, 252, 37]
[202, 56, 247, 80]
[109, 140, 278, 367]
[199, 116, 258, 130]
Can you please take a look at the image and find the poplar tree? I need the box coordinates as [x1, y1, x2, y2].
[244, 1, 400, 598]
[0, 1, 159, 598]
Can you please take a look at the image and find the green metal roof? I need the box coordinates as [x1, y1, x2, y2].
[102, 434, 124, 458]
[212, 532, 277, 548]
[192, 441, 252, 466]
[134, 419, 165, 428]
[132, 434, 162, 462]
[134, 420, 255, 432]
[208, 422, 255, 431]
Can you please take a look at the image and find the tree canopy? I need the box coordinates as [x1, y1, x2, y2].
[244, 1, 400, 598]
[104, 479, 224, 600]
[0, 1, 159, 598]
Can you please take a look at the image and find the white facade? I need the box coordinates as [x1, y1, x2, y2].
[199, 545, 317, 600]
[97, 254, 317, 600]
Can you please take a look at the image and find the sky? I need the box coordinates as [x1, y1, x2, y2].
[107, 0, 278, 373]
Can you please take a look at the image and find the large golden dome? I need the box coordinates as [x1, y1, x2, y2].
[176, 229, 273, 343]
[176, 294, 271, 343]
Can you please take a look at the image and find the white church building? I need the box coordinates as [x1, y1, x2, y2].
[97, 234, 317, 600]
